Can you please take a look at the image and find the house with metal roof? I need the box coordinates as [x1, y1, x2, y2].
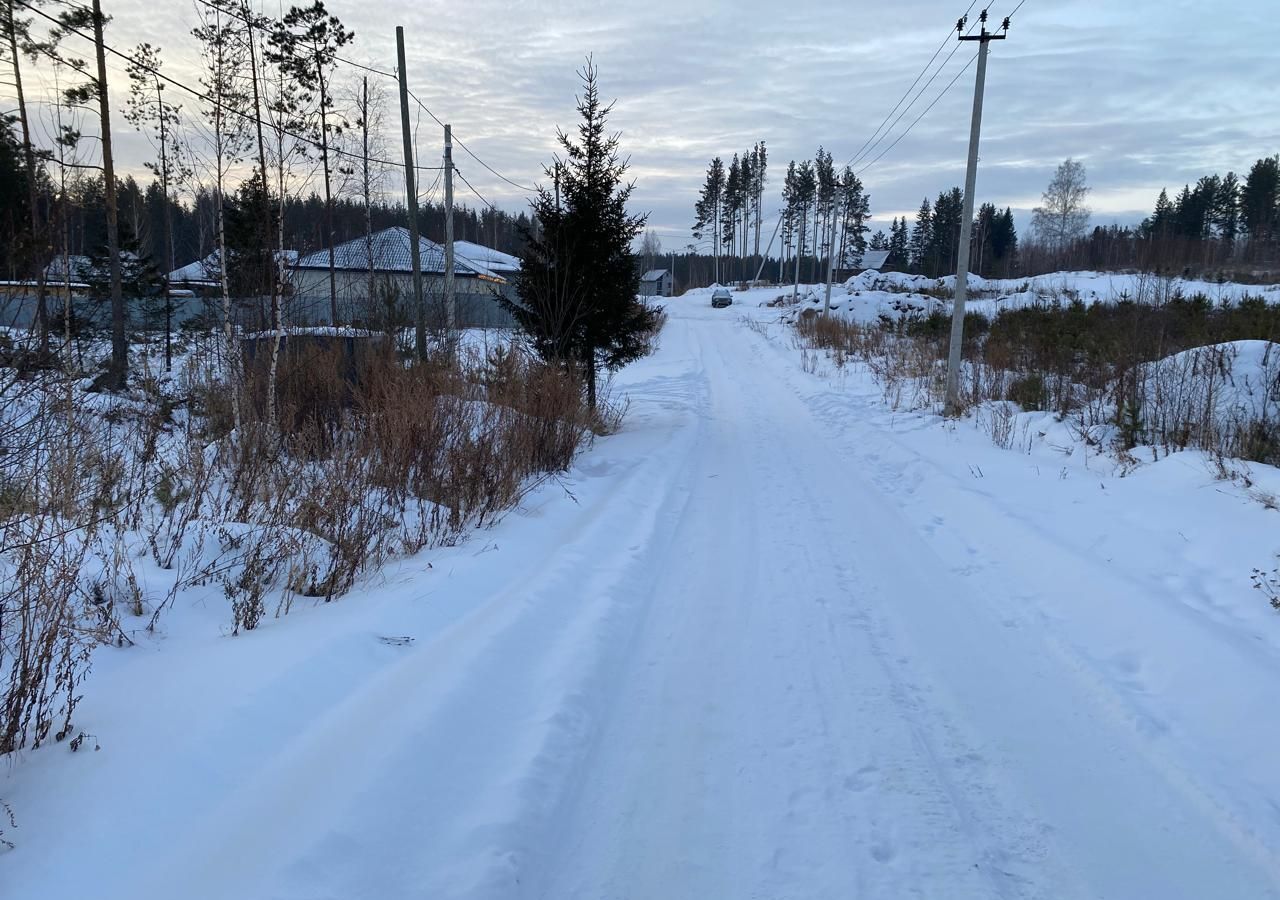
[291, 227, 515, 328]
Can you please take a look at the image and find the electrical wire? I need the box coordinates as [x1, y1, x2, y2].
[184, 0, 536, 196]
[856, 50, 979, 177]
[844, 0, 979, 168]
[848, 10, 983, 171]
[854, 0, 1026, 177]
[14, 0, 443, 174]
[453, 166, 498, 211]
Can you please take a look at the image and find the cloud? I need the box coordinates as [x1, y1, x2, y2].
[12, 0, 1273, 249]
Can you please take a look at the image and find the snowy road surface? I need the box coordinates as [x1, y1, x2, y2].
[7, 298, 1280, 899]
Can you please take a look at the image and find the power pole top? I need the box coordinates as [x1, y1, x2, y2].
[958, 9, 1009, 41]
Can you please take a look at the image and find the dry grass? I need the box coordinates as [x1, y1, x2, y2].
[794, 300, 1280, 466]
[1, 330, 600, 765]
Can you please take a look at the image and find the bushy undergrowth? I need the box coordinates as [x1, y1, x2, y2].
[796, 292, 1280, 466]
[0, 332, 602, 781]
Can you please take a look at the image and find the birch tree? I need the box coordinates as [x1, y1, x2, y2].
[1031, 158, 1091, 259]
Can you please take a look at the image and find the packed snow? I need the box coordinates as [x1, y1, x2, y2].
[5, 275, 1280, 899]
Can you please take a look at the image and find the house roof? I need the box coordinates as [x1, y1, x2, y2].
[45, 252, 140, 282]
[294, 227, 506, 282]
[453, 240, 521, 274]
[168, 250, 299, 284]
[855, 250, 891, 270]
[640, 269, 669, 282]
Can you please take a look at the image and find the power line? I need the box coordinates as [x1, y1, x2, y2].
[14, 0, 443, 175]
[856, 50, 980, 177]
[454, 166, 498, 211]
[193, 0, 398, 79]
[405, 89, 538, 195]
[452, 132, 536, 193]
[189, 0, 538, 197]
[845, 0, 979, 168]
[849, 11, 982, 171]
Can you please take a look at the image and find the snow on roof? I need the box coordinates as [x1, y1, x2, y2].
[641, 269, 669, 282]
[854, 250, 890, 270]
[453, 240, 521, 274]
[169, 250, 299, 284]
[169, 254, 218, 283]
[294, 227, 505, 282]
[46, 252, 140, 281]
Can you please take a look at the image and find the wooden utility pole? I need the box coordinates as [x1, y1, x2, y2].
[395, 26, 426, 359]
[944, 10, 1008, 415]
[92, 0, 127, 389]
[443, 123, 456, 341]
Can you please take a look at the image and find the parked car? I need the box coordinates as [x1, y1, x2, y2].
[711, 287, 733, 308]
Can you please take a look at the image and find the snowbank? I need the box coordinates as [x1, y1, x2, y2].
[1140, 340, 1280, 456]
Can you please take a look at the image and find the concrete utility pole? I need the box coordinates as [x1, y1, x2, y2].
[443, 123, 457, 342]
[395, 26, 427, 359]
[944, 10, 1008, 415]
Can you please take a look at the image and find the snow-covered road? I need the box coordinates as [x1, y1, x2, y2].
[7, 299, 1280, 899]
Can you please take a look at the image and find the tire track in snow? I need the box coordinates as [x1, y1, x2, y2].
[129, 340, 713, 900]
[736, 314, 1280, 898]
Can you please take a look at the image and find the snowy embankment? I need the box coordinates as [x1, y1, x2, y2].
[5, 284, 1280, 898]
[749, 268, 1280, 325]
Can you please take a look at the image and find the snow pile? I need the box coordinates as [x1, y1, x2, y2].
[1140, 340, 1280, 457]
[826, 270, 1280, 325]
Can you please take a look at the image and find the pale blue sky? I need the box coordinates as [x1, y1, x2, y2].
[13, 0, 1275, 248]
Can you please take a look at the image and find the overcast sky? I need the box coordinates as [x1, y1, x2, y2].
[12, 0, 1275, 251]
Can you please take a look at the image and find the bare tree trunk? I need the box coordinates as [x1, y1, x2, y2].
[244, 7, 274, 350]
[92, 0, 127, 389]
[753, 183, 762, 283]
[6, 5, 50, 352]
[156, 77, 175, 372]
[318, 69, 338, 326]
[361, 76, 374, 318]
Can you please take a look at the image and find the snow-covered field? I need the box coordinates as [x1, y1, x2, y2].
[771, 268, 1280, 324]
[5, 282, 1280, 898]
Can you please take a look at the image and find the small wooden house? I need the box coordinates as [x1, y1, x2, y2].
[639, 269, 672, 297]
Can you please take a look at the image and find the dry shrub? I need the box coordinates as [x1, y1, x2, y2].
[186, 335, 598, 614]
[1, 375, 118, 762]
[795, 297, 1280, 463]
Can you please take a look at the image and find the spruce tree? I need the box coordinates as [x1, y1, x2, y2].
[927, 187, 963, 277]
[991, 207, 1018, 276]
[887, 217, 909, 270]
[503, 60, 657, 410]
[1241, 156, 1279, 255]
[909, 199, 932, 274]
